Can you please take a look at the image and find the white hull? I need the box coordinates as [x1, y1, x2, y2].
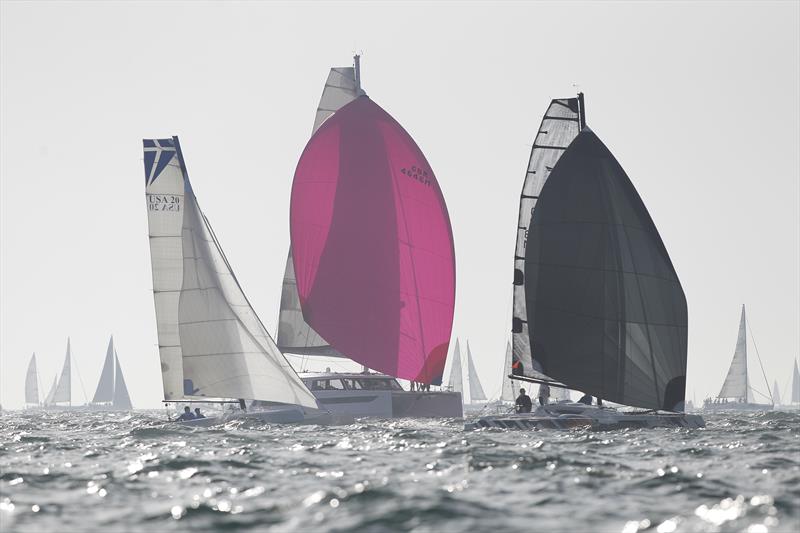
[466, 402, 704, 430]
[312, 389, 463, 418]
[175, 404, 354, 427]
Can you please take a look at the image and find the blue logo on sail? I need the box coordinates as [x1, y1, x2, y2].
[143, 138, 177, 186]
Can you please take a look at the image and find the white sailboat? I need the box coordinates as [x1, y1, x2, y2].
[704, 305, 773, 411]
[24, 353, 40, 408]
[43, 338, 86, 410]
[465, 341, 487, 405]
[142, 136, 340, 426]
[88, 336, 133, 411]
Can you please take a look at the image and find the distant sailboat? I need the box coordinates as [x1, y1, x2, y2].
[705, 305, 773, 411]
[25, 353, 40, 408]
[500, 341, 516, 403]
[89, 336, 133, 410]
[471, 93, 703, 430]
[446, 339, 463, 394]
[792, 360, 800, 406]
[44, 338, 85, 409]
[465, 341, 487, 404]
[772, 380, 782, 408]
[142, 136, 330, 425]
[286, 56, 461, 418]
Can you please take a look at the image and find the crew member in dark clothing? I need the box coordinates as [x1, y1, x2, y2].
[176, 406, 195, 421]
[515, 388, 533, 413]
[578, 393, 593, 405]
[194, 408, 205, 419]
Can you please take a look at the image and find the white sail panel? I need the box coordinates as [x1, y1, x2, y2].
[43, 375, 57, 406]
[512, 98, 581, 380]
[446, 339, 463, 393]
[277, 66, 358, 356]
[772, 380, 781, 406]
[113, 352, 133, 410]
[92, 337, 115, 403]
[500, 341, 515, 402]
[52, 339, 71, 403]
[144, 139, 187, 401]
[792, 360, 800, 403]
[466, 341, 486, 403]
[25, 354, 39, 405]
[143, 137, 319, 409]
[718, 306, 748, 399]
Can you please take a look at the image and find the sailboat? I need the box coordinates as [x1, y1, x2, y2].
[142, 136, 341, 426]
[772, 380, 782, 409]
[445, 339, 463, 394]
[43, 338, 86, 410]
[286, 56, 462, 418]
[24, 353, 40, 409]
[704, 305, 773, 411]
[470, 93, 704, 430]
[88, 336, 133, 411]
[464, 341, 487, 409]
[792, 360, 800, 408]
[443, 339, 488, 411]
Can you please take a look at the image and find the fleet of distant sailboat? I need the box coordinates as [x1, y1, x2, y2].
[11, 56, 797, 426]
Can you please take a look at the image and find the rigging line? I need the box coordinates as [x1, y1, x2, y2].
[747, 385, 772, 402]
[746, 318, 774, 404]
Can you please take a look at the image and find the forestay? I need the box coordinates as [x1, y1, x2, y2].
[277, 66, 358, 357]
[512, 97, 582, 383]
[25, 353, 39, 405]
[524, 128, 688, 412]
[290, 97, 456, 384]
[718, 306, 748, 400]
[143, 137, 319, 410]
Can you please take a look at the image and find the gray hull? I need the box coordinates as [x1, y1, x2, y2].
[466, 402, 704, 430]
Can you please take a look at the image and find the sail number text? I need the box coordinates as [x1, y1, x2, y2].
[148, 194, 182, 212]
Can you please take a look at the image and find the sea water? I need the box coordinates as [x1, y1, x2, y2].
[1, 410, 798, 532]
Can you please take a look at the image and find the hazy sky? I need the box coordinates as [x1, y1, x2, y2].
[1, 1, 798, 409]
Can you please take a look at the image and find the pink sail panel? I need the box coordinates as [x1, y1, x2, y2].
[290, 96, 455, 384]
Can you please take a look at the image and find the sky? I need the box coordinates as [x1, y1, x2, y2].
[1, 1, 798, 409]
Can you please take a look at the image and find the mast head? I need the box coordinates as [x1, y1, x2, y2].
[353, 54, 367, 97]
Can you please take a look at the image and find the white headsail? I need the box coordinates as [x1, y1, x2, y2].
[500, 341, 515, 402]
[25, 353, 39, 405]
[143, 137, 319, 410]
[43, 375, 57, 406]
[446, 338, 463, 394]
[772, 380, 782, 407]
[92, 337, 115, 403]
[277, 65, 359, 357]
[52, 338, 72, 404]
[792, 360, 800, 404]
[718, 306, 748, 400]
[113, 350, 133, 410]
[466, 341, 486, 403]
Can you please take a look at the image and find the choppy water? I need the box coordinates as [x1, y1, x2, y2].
[0, 410, 798, 532]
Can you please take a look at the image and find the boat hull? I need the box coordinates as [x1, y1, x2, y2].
[312, 389, 463, 418]
[465, 403, 705, 430]
[175, 405, 354, 427]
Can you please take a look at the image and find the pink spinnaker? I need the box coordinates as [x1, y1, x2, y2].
[290, 96, 455, 384]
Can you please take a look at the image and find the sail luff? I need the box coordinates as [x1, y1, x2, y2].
[25, 353, 39, 405]
[718, 306, 748, 399]
[92, 336, 115, 403]
[466, 341, 486, 403]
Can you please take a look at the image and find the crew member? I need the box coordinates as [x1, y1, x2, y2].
[515, 388, 532, 413]
[194, 408, 205, 419]
[538, 383, 551, 406]
[176, 406, 195, 421]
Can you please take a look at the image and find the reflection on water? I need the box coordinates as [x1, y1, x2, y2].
[0, 410, 798, 532]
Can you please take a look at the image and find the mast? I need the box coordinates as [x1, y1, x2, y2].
[577, 92, 586, 131]
[354, 54, 364, 96]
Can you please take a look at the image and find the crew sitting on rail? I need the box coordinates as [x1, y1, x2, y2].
[194, 408, 205, 419]
[176, 406, 195, 421]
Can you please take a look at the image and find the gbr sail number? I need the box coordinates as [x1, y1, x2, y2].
[148, 194, 181, 212]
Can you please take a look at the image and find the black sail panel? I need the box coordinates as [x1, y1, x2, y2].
[524, 128, 687, 411]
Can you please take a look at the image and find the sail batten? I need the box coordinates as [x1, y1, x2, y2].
[143, 136, 319, 410]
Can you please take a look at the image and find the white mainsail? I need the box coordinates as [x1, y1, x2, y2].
[92, 337, 115, 403]
[500, 341, 515, 402]
[466, 341, 486, 403]
[718, 306, 748, 400]
[113, 351, 133, 410]
[792, 360, 800, 404]
[52, 338, 72, 404]
[143, 137, 319, 410]
[277, 65, 359, 357]
[446, 338, 463, 394]
[25, 353, 39, 405]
